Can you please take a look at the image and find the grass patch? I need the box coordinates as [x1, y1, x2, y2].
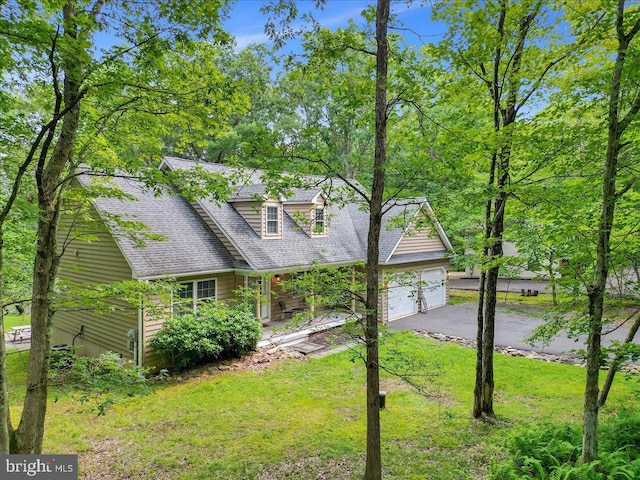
[25, 331, 639, 479]
[6, 350, 30, 406]
[3, 313, 30, 330]
[449, 289, 557, 317]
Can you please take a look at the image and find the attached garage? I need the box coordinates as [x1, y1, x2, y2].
[387, 279, 418, 321]
[420, 267, 447, 310]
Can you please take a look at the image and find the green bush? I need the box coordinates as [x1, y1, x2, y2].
[49, 351, 152, 415]
[490, 414, 640, 480]
[149, 301, 262, 372]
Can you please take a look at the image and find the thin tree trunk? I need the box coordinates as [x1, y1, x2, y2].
[14, 1, 82, 453]
[0, 233, 11, 453]
[581, 1, 637, 463]
[548, 252, 558, 306]
[472, 269, 486, 418]
[14, 206, 62, 453]
[363, 1, 389, 478]
[473, 184, 495, 418]
[598, 313, 640, 407]
[14, 130, 76, 453]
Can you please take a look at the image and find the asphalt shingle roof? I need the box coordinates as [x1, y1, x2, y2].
[85, 157, 450, 278]
[85, 175, 237, 279]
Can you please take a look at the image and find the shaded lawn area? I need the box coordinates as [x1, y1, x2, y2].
[450, 288, 640, 323]
[3, 313, 31, 330]
[5, 332, 639, 479]
[449, 289, 556, 317]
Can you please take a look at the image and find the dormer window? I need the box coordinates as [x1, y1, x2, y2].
[315, 207, 326, 233]
[266, 206, 279, 235]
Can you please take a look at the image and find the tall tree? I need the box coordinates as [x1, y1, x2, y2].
[0, 0, 237, 453]
[580, 0, 640, 463]
[258, 2, 403, 476]
[363, 3, 390, 478]
[432, 0, 574, 417]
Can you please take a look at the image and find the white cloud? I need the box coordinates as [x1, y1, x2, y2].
[233, 31, 270, 49]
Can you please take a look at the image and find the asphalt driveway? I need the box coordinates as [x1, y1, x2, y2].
[388, 303, 640, 357]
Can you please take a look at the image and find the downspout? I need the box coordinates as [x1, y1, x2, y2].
[137, 292, 144, 368]
[71, 325, 84, 348]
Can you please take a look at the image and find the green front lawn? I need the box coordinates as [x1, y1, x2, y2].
[5, 331, 631, 479]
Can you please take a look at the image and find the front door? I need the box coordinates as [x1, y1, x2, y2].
[247, 276, 271, 323]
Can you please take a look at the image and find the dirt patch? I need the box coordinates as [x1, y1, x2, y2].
[257, 455, 361, 480]
[169, 347, 307, 382]
[308, 328, 354, 349]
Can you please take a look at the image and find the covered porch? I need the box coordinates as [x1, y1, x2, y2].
[258, 310, 355, 348]
[244, 270, 358, 349]
[246, 269, 358, 327]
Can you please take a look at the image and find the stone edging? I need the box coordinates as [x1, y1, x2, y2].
[412, 330, 640, 375]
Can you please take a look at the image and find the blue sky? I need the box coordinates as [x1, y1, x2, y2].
[223, 1, 446, 50]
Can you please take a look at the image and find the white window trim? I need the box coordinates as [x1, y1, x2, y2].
[171, 278, 217, 315]
[314, 207, 326, 235]
[265, 205, 280, 236]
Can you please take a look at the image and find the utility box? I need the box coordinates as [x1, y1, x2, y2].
[127, 328, 138, 365]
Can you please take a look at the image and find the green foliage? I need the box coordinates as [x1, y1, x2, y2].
[49, 351, 152, 416]
[490, 413, 640, 479]
[149, 301, 262, 372]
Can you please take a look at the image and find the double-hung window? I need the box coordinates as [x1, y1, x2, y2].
[266, 206, 279, 235]
[172, 279, 217, 315]
[314, 207, 326, 234]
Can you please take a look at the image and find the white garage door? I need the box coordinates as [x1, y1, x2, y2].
[421, 268, 446, 310]
[387, 280, 417, 321]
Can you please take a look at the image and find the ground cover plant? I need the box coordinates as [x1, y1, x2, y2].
[10, 331, 633, 479]
[490, 413, 640, 479]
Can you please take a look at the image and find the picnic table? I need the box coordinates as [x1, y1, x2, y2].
[10, 325, 31, 343]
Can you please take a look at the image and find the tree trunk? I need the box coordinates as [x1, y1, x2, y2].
[13, 1, 82, 453]
[481, 266, 498, 416]
[472, 269, 485, 418]
[473, 186, 495, 418]
[482, 186, 508, 417]
[545, 251, 558, 306]
[14, 206, 62, 453]
[581, 1, 638, 463]
[0, 233, 12, 453]
[598, 314, 640, 407]
[363, 1, 389, 479]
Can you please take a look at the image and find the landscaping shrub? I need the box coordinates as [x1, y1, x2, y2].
[49, 351, 152, 415]
[149, 301, 262, 372]
[490, 414, 640, 479]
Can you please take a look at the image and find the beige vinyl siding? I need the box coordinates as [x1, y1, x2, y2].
[379, 259, 449, 323]
[393, 226, 445, 256]
[192, 202, 244, 261]
[283, 202, 313, 236]
[232, 201, 262, 236]
[142, 272, 240, 367]
[283, 198, 327, 238]
[53, 203, 137, 360]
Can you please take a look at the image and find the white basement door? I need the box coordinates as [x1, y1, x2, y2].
[387, 279, 417, 321]
[421, 268, 447, 310]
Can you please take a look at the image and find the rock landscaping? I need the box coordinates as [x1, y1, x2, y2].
[412, 330, 640, 375]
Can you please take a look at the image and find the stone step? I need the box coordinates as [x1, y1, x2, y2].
[288, 341, 325, 355]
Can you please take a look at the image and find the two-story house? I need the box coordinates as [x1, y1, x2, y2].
[53, 157, 453, 367]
